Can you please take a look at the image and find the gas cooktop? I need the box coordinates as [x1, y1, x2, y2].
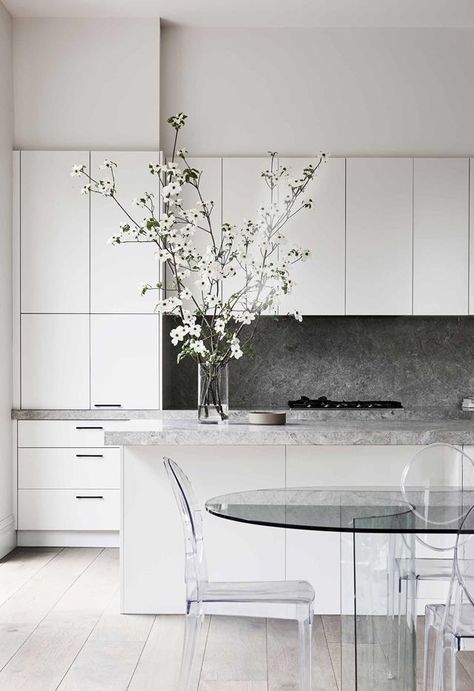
[288, 396, 403, 410]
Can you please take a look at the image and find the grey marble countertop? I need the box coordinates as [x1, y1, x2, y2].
[103, 418, 474, 446]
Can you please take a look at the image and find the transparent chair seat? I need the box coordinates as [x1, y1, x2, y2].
[193, 579, 315, 604]
[397, 558, 454, 581]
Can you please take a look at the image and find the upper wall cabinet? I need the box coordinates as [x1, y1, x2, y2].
[90, 314, 160, 409]
[414, 158, 469, 315]
[165, 157, 222, 303]
[346, 158, 413, 315]
[278, 157, 345, 316]
[222, 157, 274, 309]
[21, 314, 89, 409]
[90, 152, 160, 313]
[21, 151, 89, 313]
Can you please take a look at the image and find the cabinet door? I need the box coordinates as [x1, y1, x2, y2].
[278, 157, 345, 315]
[90, 314, 160, 409]
[346, 158, 413, 315]
[122, 444, 285, 613]
[90, 152, 160, 313]
[222, 157, 275, 311]
[414, 158, 469, 315]
[21, 314, 89, 409]
[21, 151, 89, 313]
[165, 157, 222, 305]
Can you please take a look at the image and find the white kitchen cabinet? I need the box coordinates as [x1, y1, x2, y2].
[413, 158, 469, 315]
[21, 151, 89, 313]
[21, 314, 89, 409]
[18, 489, 119, 531]
[90, 314, 160, 409]
[222, 157, 276, 310]
[165, 157, 222, 304]
[122, 444, 285, 613]
[18, 420, 106, 447]
[346, 158, 413, 315]
[278, 157, 345, 315]
[90, 151, 160, 313]
[19, 448, 120, 489]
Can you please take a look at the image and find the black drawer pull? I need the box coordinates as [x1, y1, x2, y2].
[93, 404, 122, 408]
[75, 495, 104, 500]
[75, 426, 104, 430]
[75, 454, 104, 458]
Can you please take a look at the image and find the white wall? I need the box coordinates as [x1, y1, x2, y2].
[0, 0, 14, 557]
[14, 18, 160, 150]
[161, 26, 474, 156]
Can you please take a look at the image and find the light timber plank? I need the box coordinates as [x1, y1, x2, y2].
[128, 614, 210, 691]
[200, 616, 267, 683]
[0, 549, 117, 690]
[88, 590, 154, 643]
[0, 547, 101, 670]
[266, 617, 337, 691]
[199, 683, 267, 691]
[0, 547, 61, 607]
[58, 640, 145, 691]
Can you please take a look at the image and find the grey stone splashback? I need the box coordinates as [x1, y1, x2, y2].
[162, 315, 474, 417]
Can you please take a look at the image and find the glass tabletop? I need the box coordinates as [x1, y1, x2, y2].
[205, 487, 474, 533]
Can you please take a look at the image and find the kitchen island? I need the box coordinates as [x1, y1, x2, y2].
[107, 417, 474, 614]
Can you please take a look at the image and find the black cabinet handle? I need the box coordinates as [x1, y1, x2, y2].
[93, 404, 122, 408]
[75, 454, 104, 458]
[75, 495, 104, 500]
[75, 426, 104, 430]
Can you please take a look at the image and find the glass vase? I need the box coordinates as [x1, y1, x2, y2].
[198, 363, 229, 424]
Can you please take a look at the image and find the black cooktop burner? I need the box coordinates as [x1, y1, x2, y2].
[288, 396, 403, 410]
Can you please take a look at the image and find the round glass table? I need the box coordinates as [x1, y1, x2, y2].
[206, 488, 474, 691]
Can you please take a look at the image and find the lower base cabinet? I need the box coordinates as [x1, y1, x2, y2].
[16, 420, 120, 546]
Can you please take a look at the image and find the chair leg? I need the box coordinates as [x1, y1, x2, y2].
[423, 609, 433, 691]
[297, 616, 312, 691]
[179, 610, 204, 691]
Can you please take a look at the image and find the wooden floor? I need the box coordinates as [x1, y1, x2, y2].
[0, 547, 473, 691]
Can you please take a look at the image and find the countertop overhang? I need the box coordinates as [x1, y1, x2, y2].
[103, 418, 474, 446]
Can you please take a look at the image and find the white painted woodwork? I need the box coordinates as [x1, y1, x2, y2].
[20, 151, 89, 313]
[18, 448, 120, 489]
[18, 420, 106, 448]
[12, 153, 21, 409]
[165, 157, 222, 305]
[414, 157, 469, 315]
[18, 489, 120, 530]
[90, 151, 160, 313]
[17, 531, 120, 547]
[90, 314, 160, 409]
[21, 314, 89, 409]
[222, 157, 276, 310]
[278, 157, 346, 315]
[121, 444, 285, 613]
[346, 158, 413, 315]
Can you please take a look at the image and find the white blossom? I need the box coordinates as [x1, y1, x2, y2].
[71, 164, 85, 177]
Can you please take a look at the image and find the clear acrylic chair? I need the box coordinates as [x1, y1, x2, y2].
[164, 457, 315, 691]
[389, 443, 474, 680]
[424, 503, 474, 691]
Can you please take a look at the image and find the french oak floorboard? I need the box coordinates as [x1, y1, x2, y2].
[200, 616, 267, 684]
[0, 548, 116, 690]
[0, 547, 61, 607]
[127, 614, 210, 691]
[0, 547, 101, 671]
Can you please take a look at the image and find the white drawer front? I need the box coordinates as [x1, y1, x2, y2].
[18, 421, 106, 447]
[18, 489, 119, 531]
[19, 448, 120, 489]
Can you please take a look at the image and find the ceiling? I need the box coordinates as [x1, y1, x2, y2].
[3, 0, 474, 27]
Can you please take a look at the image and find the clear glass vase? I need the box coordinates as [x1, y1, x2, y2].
[198, 363, 229, 424]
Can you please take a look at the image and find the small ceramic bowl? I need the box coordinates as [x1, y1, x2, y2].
[248, 411, 287, 425]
